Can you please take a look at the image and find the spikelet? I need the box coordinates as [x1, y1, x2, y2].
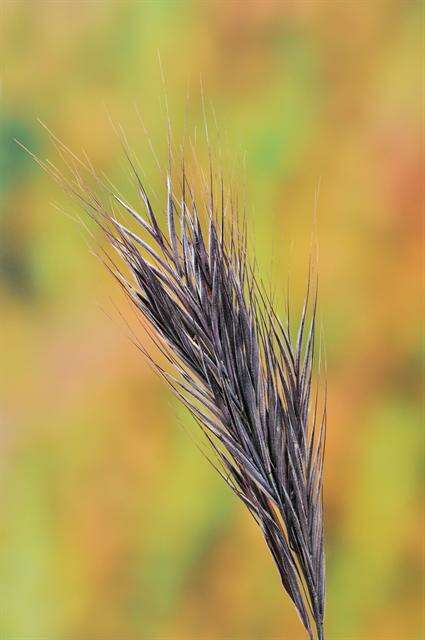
[24, 126, 326, 639]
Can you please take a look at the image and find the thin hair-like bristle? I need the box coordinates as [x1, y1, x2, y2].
[23, 127, 326, 640]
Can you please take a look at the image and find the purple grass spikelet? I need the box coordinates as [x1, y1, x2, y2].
[22, 124, 327, 640]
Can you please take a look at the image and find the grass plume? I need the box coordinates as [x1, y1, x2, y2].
[23, 125, 326, 640]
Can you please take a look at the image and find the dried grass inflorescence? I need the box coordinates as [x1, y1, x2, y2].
[27, 126, 326, 640]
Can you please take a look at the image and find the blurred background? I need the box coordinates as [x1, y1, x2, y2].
[0, 2, 422, 639]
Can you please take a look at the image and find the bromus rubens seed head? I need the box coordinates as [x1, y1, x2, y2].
[24, 122, 326, 640]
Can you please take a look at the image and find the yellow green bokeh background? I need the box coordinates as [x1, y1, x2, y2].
[0, 2, 422, 639]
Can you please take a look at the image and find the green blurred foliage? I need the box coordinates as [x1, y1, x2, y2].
[0, 2, 422, 639]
